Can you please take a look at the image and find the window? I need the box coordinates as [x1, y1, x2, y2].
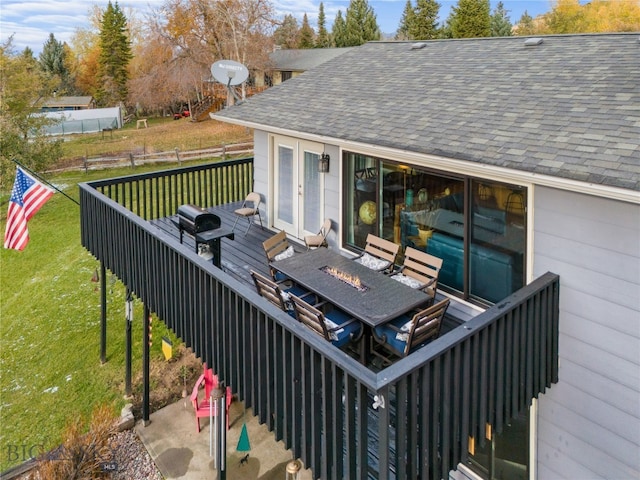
[343, 153, 527, 305]
[467, 409, 529, 480]
[281, 71, 293, 82]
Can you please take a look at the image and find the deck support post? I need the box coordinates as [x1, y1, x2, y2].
[100, 262, 107, 364]
[142, 304, 151, 426]
[125, 289, 133, 398]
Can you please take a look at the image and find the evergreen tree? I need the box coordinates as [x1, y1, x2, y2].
[38, 33, 75, 95]
[515, 10, 536, 35]
[316, 3, 331, 48]
[490, 1, 513, 36]
[38, 33, 69, 79]
[95, 1, 132, 107]
[396, 1, 414, 40]
[409, 0, 440, 40]
[341, 0, 381, 47]
[332, 11, 347, 47]
[450, 0, 491, 38]
[274, 14, 300, 48]
[299, 14, 316, 48]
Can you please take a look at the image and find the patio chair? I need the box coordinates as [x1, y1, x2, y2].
[262, 230, 294, 281]
[389, 247, 443, 305]
[371, 298, 450, 365]
[190, 367, 233, 433]
[353, 233, 400, 273]
[304, 218, 332, 250]
[289, 294, 362, 349]
[232, 192, 263, 235]
[250, 270, 315, 316]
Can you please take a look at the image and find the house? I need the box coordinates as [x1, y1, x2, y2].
[39, 95, 96, 111]
[263, 47, 354, 86]
[211, 33, 640, 479]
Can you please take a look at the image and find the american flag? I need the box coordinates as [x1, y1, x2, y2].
[4, 166, 55, 251]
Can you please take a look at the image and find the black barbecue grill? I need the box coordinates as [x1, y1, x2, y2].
[177, 204, 221, 236]
[173, 205, 234, 268]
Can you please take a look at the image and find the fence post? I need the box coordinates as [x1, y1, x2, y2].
[222, 144, 226, 161]
[129, 153, 135, 168]
[175, 148, 181, 164]
[83, 156, 88, 174]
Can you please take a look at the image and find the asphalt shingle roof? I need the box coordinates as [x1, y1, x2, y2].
[269, 48, 353, 71]
[215, 34, 640, 192]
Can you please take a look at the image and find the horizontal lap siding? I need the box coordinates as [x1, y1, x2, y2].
[533, 186, 640, 478]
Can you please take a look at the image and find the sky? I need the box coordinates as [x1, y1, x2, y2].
[0, 0, 560, 55]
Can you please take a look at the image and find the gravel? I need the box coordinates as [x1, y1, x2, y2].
[110, 430, 163, 480]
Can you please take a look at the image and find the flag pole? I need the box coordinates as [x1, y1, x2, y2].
[10, 158, 80, 206]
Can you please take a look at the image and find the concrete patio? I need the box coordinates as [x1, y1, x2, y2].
[136, 397, 313, 480]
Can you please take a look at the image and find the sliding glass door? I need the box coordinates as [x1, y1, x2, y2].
[342, 152, 527, 305]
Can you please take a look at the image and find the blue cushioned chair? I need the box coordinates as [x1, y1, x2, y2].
[290, 294, 362, 349]
[372, 298, 450, 364]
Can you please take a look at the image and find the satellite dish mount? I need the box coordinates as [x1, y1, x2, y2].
[211, 60, 249, 107]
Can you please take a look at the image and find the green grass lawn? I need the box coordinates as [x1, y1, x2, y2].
[0, 166, 182, 471]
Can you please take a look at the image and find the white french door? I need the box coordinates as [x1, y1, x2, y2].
[272, 136, 323, 239]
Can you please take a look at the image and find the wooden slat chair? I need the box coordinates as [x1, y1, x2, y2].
[353, 233, 400, 273]
[190, 367, 233, 432]
[372, 298, 450, 365]
[304, 218, 332, 250]
[262, 230, 295, 282]
[389, 247, 443, 305]
[250, 270, 314, 316]
[289, 294, 362, 349]
[232, 192, 263, 235]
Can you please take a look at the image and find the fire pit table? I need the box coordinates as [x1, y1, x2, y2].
[271, 248, 432, 363]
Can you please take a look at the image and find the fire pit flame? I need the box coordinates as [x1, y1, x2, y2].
[321, 266, 369, 292]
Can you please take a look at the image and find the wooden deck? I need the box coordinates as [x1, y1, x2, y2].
[150, 201, 474, 337]
[151, 201, 306, 287]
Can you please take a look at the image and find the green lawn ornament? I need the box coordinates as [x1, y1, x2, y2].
[237, 422, 251, 452]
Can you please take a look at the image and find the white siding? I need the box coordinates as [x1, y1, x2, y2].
[533, 187, 640, 479]
[253, 130, 269, 224]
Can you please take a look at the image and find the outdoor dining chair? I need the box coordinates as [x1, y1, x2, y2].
[353, 233, 400, 273]
[289, 294, 362, 349]
[250, 270, 315, 316]
[232, 192, 263, 235]
[262, 230, 295, 281]
[304, 218, 332, 250]
[371, 298, 450, 365]
[389, 247, 443, 305]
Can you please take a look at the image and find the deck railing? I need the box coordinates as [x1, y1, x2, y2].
[79, 159, 559, 480]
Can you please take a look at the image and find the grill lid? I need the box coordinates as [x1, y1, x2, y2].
[177, 204, 221, 235]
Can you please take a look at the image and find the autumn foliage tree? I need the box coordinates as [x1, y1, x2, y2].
[515, 0, 640, 35]
[0, 40, 62, 188]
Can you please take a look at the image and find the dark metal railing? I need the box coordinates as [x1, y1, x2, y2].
[79, 159, 559, 480]
[87, 157, 253, 220]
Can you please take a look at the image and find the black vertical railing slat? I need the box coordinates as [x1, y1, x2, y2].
[79, 160, 559, 480]
[451, 343, 462, 469]
[395, 377, 408, 479]
[440, 350, 452, 476]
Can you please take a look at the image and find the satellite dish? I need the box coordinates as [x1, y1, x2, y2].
[211, 60, 249, 86]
